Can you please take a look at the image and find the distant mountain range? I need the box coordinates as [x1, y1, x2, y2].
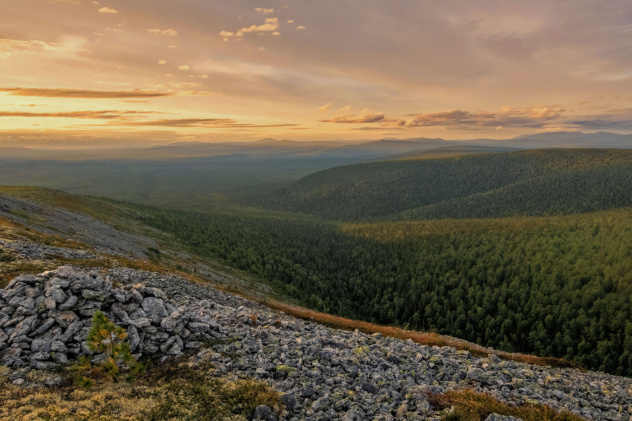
[1, 131, 631, 160]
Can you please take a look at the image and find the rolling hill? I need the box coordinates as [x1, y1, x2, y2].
[264, 149, 632, 221]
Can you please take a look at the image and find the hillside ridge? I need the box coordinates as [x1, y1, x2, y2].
[264, 148, 632, 221]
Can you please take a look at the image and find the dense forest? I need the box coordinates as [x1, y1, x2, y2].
[138, 206, 632, 376]
[263, 149, 632, 221]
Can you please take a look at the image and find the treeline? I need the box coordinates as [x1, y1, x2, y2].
[138, 206, 632, 376]
[261, 149, 632, 221]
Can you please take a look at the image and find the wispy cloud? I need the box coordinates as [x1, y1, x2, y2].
[0, 88, 172, 98]
[320, 105, 632, 132]
[220, 17, 279, 40]
[323, 106, 567, 129]
[147, 28, 178, 36]
[0, 110, 155, 119]
[97, 6, 118, 14]
[321, 109, 387, 124]
[97, 118, 298, 128]
[255, 8, 275, 15]
[0, 39, 71, 59]
[318, 103, 331, 112]
[404, 106, 565, 129]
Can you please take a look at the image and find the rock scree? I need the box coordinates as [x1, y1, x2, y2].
[0, 266, 222, 370]
[2, 266, 632, 420]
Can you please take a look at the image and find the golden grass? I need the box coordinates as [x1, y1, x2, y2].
[0, 361, 282, 421]
[428, 389, 585, 421]
[261, 300, 582, 369]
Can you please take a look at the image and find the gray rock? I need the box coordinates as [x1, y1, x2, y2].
[127, 325, 141, 352]
[281, 393, 297, 412]
[160, 317, 177, 331]
[312, 395, 329, 412]
[51, 341, 68, 353]
[0, 347, 22, 366]
[31, 338, 52, 353]
[361, 382, 378, 394]
[341, 409, 365, 421]
[31, 318, 55, 336]
[58, 295, 78, 311]
[59, 321, 82, 343]
[50, 288, 68, 304]
[52, 311, 79, 328]
[111, 289, 127, 303]
[55, 266, 76, 278]
[253, 405, 277, 421]
[141, 297, 168, 322]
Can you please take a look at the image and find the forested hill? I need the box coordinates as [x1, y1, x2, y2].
[263, 149, 632, 221]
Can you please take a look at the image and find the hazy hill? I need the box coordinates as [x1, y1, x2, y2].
[264, 149, 632, 221]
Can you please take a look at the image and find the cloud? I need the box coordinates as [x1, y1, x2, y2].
[0, 38, 71, 59]
[296, 25, 306, 30]
[239, 17, 279, 34]
[97, 6, 118, 13]
[0, 88, 172, 98]
[255, 8, 275, 15]
[96, 117, 298, 128]
[147, 28, 178, 36]
[404, 106, 565, 129]
[321, 105, 573, 130]
[158, 60, 167, 65]
[178, 64, 190, 70]
[321, 108, 387, 123]
[0, 110, 154, 119]
[338, 105, 351, 112]
[319, 103, 331, 112]
[221, 17, 279, 40]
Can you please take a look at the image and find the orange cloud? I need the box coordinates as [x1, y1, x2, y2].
[322, 106, 568, 130]
[321, 109, 386, 123]
[98, 6, 118, 13]
[96, 118, 298, 128]
[0, 88, 172, 98]
[0, 110, 155, 119]
[221, 17, 279, 40]
[147, 28, 178, 36]
[0, 39, 69, 59]
[255, 8, 275, 15]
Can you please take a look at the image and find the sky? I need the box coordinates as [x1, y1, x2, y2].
[1, 0, 632, 147]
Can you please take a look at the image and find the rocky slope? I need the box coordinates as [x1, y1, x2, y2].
[1, 266, 631, 421]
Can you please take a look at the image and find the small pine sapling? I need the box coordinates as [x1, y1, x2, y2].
[72, 310, 144, 388]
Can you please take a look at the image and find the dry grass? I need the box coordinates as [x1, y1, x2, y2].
[0, 361, 283, 421]
[262, 301, 582, 369]
[428, 389, 585, 421]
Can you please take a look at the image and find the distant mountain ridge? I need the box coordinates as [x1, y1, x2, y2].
[1, 131, 632, 160]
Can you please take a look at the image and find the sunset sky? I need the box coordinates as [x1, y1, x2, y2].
[1, 0, 632, 147]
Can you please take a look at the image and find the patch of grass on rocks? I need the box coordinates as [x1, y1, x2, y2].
[428, 389, 586, 421]
[0, 361, 283, 421]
